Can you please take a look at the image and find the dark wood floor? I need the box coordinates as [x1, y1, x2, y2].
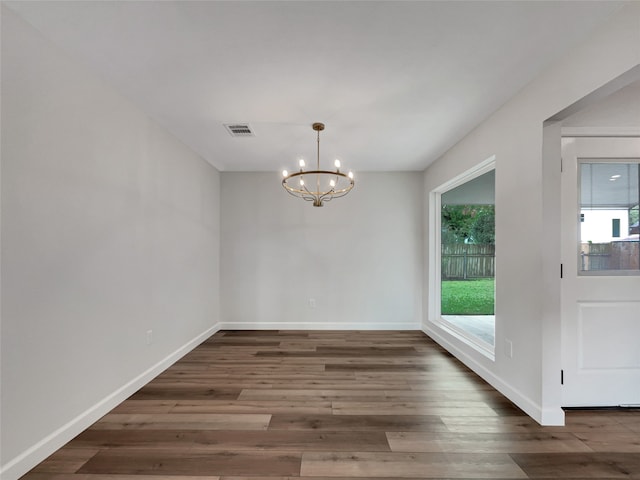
[22, 330, 640, 479]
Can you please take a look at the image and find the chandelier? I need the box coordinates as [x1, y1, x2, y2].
[282, 122, 354, 207]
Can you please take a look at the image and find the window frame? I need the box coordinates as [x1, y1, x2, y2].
[577, 158, 640, 277]
[429, 155, 496, 360]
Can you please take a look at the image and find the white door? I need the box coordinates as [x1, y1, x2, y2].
[561, 137, 640, 407]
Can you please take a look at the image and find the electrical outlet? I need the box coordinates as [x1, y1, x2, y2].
[309, 298, 316, 308]
[146, 329, 153, 345]
[504, 338, 513, 358]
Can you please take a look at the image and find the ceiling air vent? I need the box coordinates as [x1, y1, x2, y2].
[224, 123, 254, 137]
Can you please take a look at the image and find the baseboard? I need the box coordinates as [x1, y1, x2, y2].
[0, 323, 221, 480]
[421, 323, 564, 426]
[219, 321, 419, 331]
[540, 406, 566, 425]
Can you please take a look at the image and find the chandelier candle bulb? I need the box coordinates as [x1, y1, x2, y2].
[281, 122, 355, 207]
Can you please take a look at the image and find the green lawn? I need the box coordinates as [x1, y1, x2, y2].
[441, 278, 495, 315]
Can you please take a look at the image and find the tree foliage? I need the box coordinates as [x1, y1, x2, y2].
[442, 204, 495, 245]
[630, 205, 639, 226]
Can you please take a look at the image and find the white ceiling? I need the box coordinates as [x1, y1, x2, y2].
[563, 80, 640, 129]
[4, 1, 627, 172]
[442, 170, 495, 205]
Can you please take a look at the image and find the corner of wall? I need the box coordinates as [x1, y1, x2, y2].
[421, 323, 559, 426]
[0, 323, 220, 480]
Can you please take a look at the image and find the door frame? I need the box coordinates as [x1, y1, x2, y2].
[541, 65, 640, 419]
[560, 138, 640, 407]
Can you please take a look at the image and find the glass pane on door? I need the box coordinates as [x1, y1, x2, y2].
[579, 162, 640, 273]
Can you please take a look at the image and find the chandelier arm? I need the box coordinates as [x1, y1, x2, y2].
[303, 184, 318, 202]
[329, 183, 354, 196]
[283, 181, 322, 205]
[301, 182, 313, 197]
[321, 187, 350, 202]
[283, 184, 308, 200]
[318, 193, 335, 204]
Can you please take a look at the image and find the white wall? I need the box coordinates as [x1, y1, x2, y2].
[0, 8, 221, 478]
[423, 4, 640, 425]
[221, 172, 423, 330]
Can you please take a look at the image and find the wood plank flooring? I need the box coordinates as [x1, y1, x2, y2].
[21, 330, 640, 479]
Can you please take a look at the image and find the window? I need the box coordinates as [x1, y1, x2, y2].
[579, 162, 640, 274]
[432, 163, 496, 357]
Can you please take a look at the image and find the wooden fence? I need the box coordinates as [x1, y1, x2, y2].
[441, 244, 495, 280]
[581, 241, 640, 271]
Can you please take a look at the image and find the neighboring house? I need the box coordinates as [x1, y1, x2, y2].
[581, 208, 630, 243]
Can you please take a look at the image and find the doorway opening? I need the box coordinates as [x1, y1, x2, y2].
[549, 67, 640, 408]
